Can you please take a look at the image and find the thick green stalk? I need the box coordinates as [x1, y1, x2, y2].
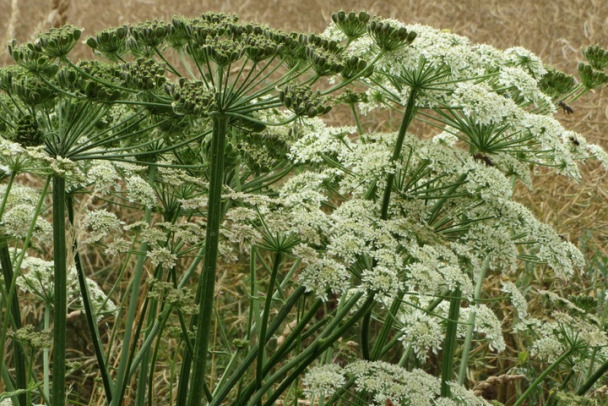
[577, 355, 608, 396]
[440, 287, 461, 398]
[370, 291, 405, 360]
[110, 166, 157, 406]
[361, 87, 418, 361]
[0, 243, 28, 406]
[255, 251, 282, 403]
[187, 114, 228, 406]
[252, 297, 376, 406]
[379, 87, 418, 220]
[209, 287, 306, 406]
[0, 177, 50, 391]
[52, 174, 67, 406]
[457, 257, 490, 385]
[515, 346, 576, 406]
[66, 195, 114, 401]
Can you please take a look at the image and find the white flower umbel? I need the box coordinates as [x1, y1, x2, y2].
[501, 281, 529, 319]
[83, 209, 124, 244]
[288, 122, 355, 165]
[147, 246, 177, 271]
[86, 161, 122, 194]
[458, 304, 506, 352]
[448, 81, 520, 127]
[497, 66, 553, 108]
[1, 203, 52, 240]
[344, 360, 489, 405]
[399, 308, 444, 361]
[298, 257, 350, 301]
[302, 364, 345, 400]
[361, 265, 403, 303]
[504, 46, 547, 80]
[125, 175, 157, 208]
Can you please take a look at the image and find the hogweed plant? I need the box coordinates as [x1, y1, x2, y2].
[0, 9, 608, 406]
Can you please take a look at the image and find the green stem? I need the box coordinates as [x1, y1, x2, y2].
[440, 287, 461, 398]
[43, 304, 50, 402]
[457, 256, 490, 385]
[0, 243, 28, 406]
[255, 251, 283, 403]
[255, 297, 375, 406]
[515, 346, 576, 406]
[209, 287, 306, 406]
[360, 87, 419, 362]
[110, 166, 157, 406]
[52, 174, 67, 406]
[577, 353, 608, 396]
[380, 87, 418, 220]
[187, 114, 228, 406]
[370, 290, 405, 360]
[66, 195, 115, 401]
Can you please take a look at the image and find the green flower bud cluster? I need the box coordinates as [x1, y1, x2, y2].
[578, 63, 608, 90]
[165, 78, 217, 116]
[368, 20, 417, 52]
[567, 294, 597, 313]
[279, 85, 332, 117]
[299, 33, 342, 53]
[9, 325, 51, 350]
[205, 36, 245, 67]
[331, 10, 371, 40]
[582, 45, 608, 71]
[199, 11, 239, 24]
[14, 114, 43, 147]
[34, 24, 82, 58]
[129, 19, 170, 49]
[0, 65, 27, 92]
[8, 40, 58, 75]
[57, 61, 124, 101]
[305, 46, 345, 76]
[341, 55, 370, 79]
[539, 68, 576, 97]
[121, 58, 166, 90]
[244, 34, 279, 63]
[11, 74, 55, 106]
[85, 26, 129, 61]
[270, 31, 305, 68]
[300, 33, 352, 76]
[333, 88, 368, 105]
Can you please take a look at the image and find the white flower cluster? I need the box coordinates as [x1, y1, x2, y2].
[340, 360, 489, 406]
[0, 185, 51, 241]
[18, 256, 115, 318]
[458, 304, 506, 352]
[125, 175, 157, 208]
[83, 209, 124, 244]
[302, 364, 345, 399]
[399, 308, 443, 361]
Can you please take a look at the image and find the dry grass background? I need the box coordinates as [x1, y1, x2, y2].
[0, 1, 607, 403]
[0, 0, 606, 256]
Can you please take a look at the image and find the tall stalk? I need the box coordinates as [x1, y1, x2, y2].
[187, 114, 228, 406]
[66, 195, 115, 401]
[0, 243, 28, 406]
[111, 166, 157, 406]
[52, 174, 67, 406]
[441, 287, 461, 397]
[361, 87, 419, 360]
[458, 256, 490, 385]
[255, 251, 283, 403]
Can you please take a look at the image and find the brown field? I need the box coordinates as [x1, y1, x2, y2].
[1, 1, 608, 404]
[1, 0, 607, 255]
